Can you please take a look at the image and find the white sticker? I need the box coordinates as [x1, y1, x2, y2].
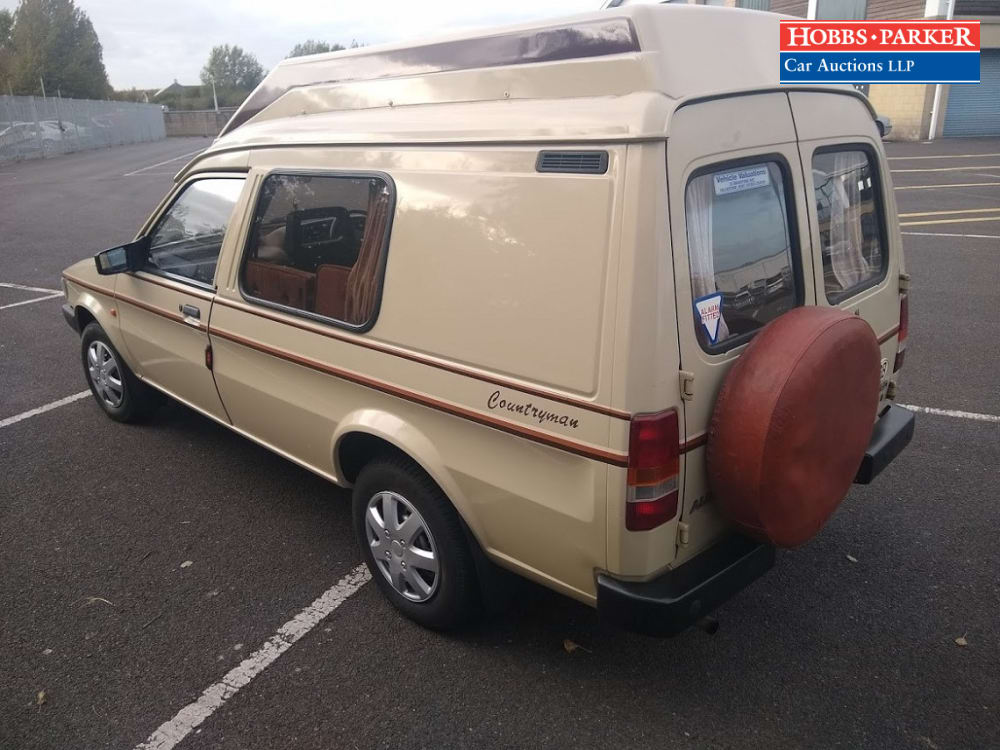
[713, 165, 771, 196]
[694, 293, 723, 344]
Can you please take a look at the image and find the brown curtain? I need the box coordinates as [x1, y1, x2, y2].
[344, 181, 390, 325]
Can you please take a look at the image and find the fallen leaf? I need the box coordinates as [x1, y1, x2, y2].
[36, 691, 46, 706]
[846, 554, 858, 563]
[955, 635, 968, 647]
[83, 596, 114, 607]
[180, 560, 193, 569]
[563, 638, 591, 654]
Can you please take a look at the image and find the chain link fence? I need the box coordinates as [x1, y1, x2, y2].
[0, 95, 165, 163]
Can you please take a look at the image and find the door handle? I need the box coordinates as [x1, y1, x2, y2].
[179, 303, 201, 323]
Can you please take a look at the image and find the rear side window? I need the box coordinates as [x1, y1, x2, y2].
[685, 160, 799, 351]
[147, 178, 245, 286]
[812, 149, 886, 302]
[240, 173, 392, 330]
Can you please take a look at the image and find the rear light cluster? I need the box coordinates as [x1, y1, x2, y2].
[626, 409, 680, 531]
[894, 293, 908, 372]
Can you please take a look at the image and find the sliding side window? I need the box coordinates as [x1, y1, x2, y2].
[240, 173, 393, 330]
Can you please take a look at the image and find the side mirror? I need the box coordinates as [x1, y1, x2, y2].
[94, 238, 148, 275]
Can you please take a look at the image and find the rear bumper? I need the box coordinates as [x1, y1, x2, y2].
[596, 534, 775, 637]
[61, 303, 79, 333]
[854, 404, 915, 484]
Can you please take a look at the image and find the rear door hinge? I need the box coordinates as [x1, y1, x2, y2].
[677, 522, 690, 546]
[679, 370, 695, 401]
[899, 272, 911, 293]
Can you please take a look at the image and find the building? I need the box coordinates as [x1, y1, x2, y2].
[606, 0, 1000, 139]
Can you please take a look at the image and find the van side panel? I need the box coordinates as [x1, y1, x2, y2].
[605, 141, 685, 578]
[209, 145, 628, 602]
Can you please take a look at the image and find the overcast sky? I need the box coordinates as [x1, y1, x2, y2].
[0, 0, 601, 90]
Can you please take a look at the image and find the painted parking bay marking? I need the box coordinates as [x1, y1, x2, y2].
[134, 565, 371, 750]
[0, 281, 63, 310]
[900, 216, 1000, 228]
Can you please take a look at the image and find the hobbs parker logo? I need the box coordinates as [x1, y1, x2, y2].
[779, 20, 980, 84]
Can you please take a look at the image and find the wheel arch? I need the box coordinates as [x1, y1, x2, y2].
[331, 410, 487, 546]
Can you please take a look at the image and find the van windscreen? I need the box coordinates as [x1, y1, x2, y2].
[685, 160, 799, 351]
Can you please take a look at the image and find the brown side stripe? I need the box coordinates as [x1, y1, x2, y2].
[681, 433, 708, 454]
[62, 274, 113, 298]
[212, 296, 631, 420]
[210, 326, 630, 468]
[877, 325, 900, 344]
[115, 291, 206, 330]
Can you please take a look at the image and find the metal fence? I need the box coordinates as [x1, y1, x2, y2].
[0, 95, 166, 163]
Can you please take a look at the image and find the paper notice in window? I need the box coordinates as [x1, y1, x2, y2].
[713, 165, 771, 196]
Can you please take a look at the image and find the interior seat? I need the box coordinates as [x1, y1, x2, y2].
[314, 264, 351, 320]
[245, 260, 316, 311]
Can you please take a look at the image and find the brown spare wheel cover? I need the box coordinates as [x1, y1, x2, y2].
[707, 307, 881, 548]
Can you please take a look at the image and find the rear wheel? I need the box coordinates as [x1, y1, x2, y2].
[80, 322, 161, 423]
[352, 455, 480, 630]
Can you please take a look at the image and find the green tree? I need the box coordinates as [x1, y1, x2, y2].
[287, 40, 344, 58]
[200, 44, 265, 90]
[7, 0, 111, 98]
[0, 9, 13, 88]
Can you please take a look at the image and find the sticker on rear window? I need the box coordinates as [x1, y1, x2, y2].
[713, 165, 771, 196]
[694, 292, 724, 344]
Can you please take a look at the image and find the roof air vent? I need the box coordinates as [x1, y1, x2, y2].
[536, 150, 609, 175]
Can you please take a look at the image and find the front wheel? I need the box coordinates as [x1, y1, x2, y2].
[80, 322, 161, 423]
[352, 455, 480, 630]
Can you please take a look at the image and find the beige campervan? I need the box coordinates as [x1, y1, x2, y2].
[61, 5, 913, 634]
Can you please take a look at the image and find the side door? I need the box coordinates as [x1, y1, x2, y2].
[666, 93, 815, 560]
[788, 92, 903, 409]
[209, 168, 394, 475]
[116, 175, 249, 423]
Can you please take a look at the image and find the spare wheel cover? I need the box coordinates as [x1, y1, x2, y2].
[707, 307, 881, 548]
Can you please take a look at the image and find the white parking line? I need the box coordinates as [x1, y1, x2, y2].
[900, 404, 1000, 424]
[135, 565, 370, 750]
[888, 152, 1000, 161]
[900, 216, 1000, 228]
[892, 165, 1000, 174]
[0, 281, 61, 294]
[123, 149, 204, 177]
[895, 182, 1000, 191]
[0, 391, 91, 429]
[902, 231, 1000, 239]
[0, 291, 63, 310]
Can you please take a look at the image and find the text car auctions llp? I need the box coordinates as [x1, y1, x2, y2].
[779, 21, 981, 84]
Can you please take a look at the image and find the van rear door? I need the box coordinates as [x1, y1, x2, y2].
[666, 93, 815, 562]
[788, 92, 904, 412]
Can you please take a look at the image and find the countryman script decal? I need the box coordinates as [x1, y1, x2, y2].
[487, 390, 579, 429]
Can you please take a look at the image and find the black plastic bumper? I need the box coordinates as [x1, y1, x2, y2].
[854, 404, 915, 484]
[61, 303, 79, 333]
[597, 535, 775, 637]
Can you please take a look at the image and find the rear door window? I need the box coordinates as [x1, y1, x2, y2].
[812, 148, 887, 302]
[685, 159, 799, 351]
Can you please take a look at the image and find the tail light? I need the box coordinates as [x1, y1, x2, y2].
[894, 293, 908, 372]
[626, 409, 680, 531]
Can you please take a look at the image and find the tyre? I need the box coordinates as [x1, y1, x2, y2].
[80, 322, 161, 423]
[352, 455, 480, 630]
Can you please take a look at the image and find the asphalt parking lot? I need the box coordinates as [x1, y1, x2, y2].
[1, 135, 998, 750]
